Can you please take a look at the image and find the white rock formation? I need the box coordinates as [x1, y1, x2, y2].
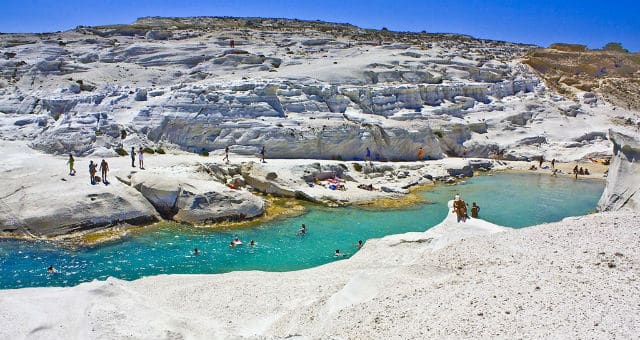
[1, 205, 637, 339]
[0, 142, 159, 237]
[3, 17, 636, 163]
[130, 164, 265, 223]
[598, 130, 640, 211]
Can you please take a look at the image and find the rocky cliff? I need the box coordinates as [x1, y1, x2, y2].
[2, 17, 635, 162]
[598, 130, 640, 211]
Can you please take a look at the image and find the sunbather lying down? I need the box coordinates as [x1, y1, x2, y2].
[358, 183, 375, 191]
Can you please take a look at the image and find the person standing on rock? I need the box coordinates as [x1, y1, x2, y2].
[138, 147, 144, 169]
[417, 147, 424, 161]
[223, 146, 230, 163]
[89, 161, 97, 185]
[365, 147, 372, 165]
[260, 146, 266, 163]
[67, 154, 76, 176]
[130, 147, 136, 168]
[229, 39, 235, 48]
[453, 194, 466, 223]
[471, 202, 480, 218]
[539, 155, 544, 168]
[99, 159, 109, 184]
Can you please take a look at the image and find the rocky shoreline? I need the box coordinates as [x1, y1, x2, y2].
[0, 138, 609, 243]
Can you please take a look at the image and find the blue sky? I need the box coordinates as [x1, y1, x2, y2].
[1, 0, 638, 51]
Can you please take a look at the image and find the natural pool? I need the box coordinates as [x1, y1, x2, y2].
[0, 173, 604, 289]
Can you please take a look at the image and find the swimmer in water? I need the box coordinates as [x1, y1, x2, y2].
[47, 265, 56, 274]
[357, 240, 363, 248]
[334, 249, 345, 257]
[230, 241, 235, 247]
[250, 240, 255, 246]
[234, 236, 241, 244]
[193, 248, 200, 255]
[298, 224, 306, 236]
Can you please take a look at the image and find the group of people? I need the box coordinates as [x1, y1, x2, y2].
[452, 194, 480, 223]
[88, 159, 110, 185]
[573, 165, 590, 177]
[130, 147, 144, 169]
[66, 146, 148, 185]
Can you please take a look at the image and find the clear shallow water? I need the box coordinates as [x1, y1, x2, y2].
[0, 173, 604, 289]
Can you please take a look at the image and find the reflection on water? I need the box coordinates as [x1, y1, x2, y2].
[0, 173, 604, 289]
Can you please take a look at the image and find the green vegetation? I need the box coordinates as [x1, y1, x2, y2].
[142, 147, 155, 154]
[602, 42, 628, 53]
[114, 147, 128, 156]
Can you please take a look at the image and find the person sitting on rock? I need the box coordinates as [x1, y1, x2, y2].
[584, 168, 590, 175]
[579, 167, 584, 175]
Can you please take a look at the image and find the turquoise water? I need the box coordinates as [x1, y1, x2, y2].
[0, 173, 604, 289]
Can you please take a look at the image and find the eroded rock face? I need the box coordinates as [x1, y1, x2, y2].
[598, 130, 640, 212]
[130, 166, 265, 224]
[0, 168, 160, 237]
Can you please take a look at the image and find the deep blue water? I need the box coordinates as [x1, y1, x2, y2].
[0, 173, 604, 289]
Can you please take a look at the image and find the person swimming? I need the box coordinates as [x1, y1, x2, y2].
[298, 224, 306, 236]
[250, 240, 255, 246]
[334, 249, 345, 257]
[232, 236, 242, 245]
[357, 240, 363, 248]
[193, 248, 200, 255]
[47, 265, 57, 274]
[229, 241, 235, 247]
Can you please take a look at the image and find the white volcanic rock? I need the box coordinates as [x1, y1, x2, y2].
[598, 130, 640, 211]
[1, 207, 638, 339]
[130, 165, 265, 224]
[0, 141, 159, 237]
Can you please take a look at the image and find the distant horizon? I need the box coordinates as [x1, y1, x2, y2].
[1, 0, 638, 52]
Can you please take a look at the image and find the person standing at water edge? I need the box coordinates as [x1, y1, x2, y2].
[471, 202, 480, 218]
[539, 155, 544, 168]
[365, 147, 372, 164]
[67, 154, 75, 175]
[138, 147, 144, 169]
[417, 147, 424, 161]
[260, 146, 266, 163]
[130, 147, 136, 167]
[99, 159, 109, 184]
